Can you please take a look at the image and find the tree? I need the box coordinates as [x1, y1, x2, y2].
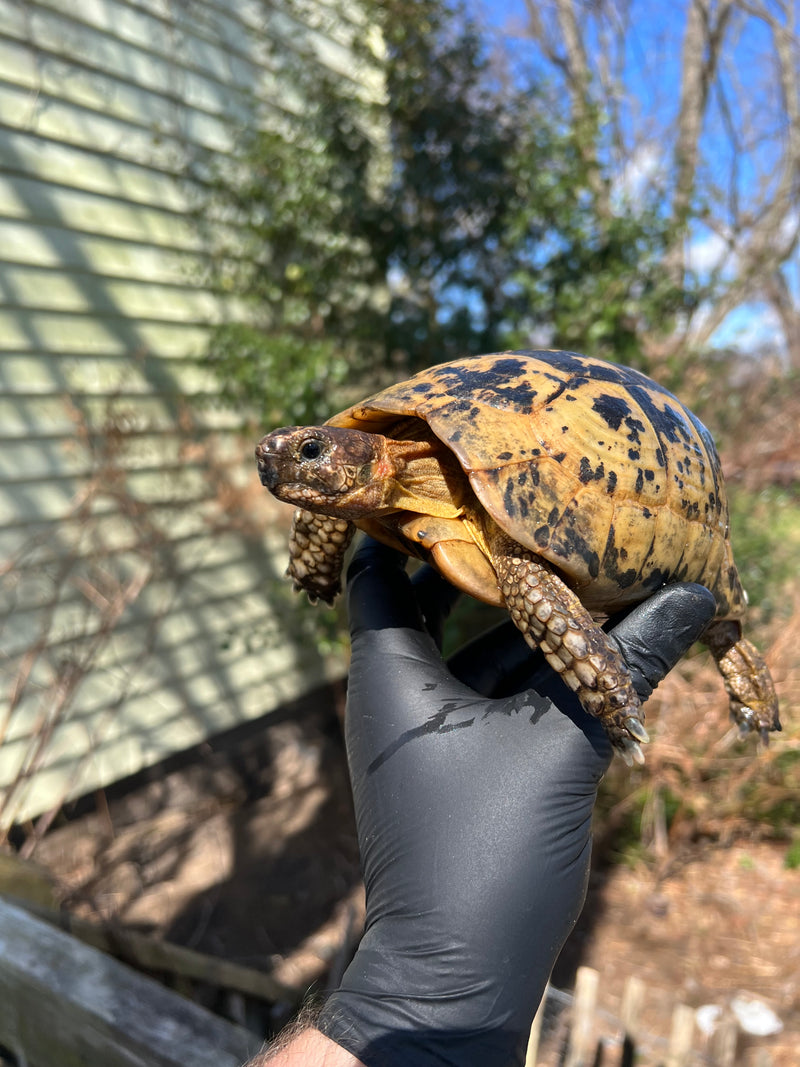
[514, 0, 800, 371]
[196, 0, 691, 427]
[376, 0, 684, 371]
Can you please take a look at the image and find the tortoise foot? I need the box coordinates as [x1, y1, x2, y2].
[495, 552, 650, 761]
[704, 620, 781, 744]
[288, 510, 353, 604]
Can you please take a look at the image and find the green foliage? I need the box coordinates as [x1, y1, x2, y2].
[376, 0, 687, 371]
[206, 324, 351, 428]
[784, 837, 800, 870]
[375, 0, 535, 366]
[195, 0, 691, 429]
[727, 485, 800, 621]
[504, 175, 684, 366]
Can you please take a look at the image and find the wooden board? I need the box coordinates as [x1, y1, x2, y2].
[0, 896, 260, 1066]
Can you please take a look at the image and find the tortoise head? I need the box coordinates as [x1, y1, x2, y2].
[255, 425, 391, 517]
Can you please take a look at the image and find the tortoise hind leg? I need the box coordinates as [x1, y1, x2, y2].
[703, 619, 781, 743]
[493, 550, 649, 764]
[288, 509, 354, 603]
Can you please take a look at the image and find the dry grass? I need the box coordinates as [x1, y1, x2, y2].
[595, 588, 800, 865]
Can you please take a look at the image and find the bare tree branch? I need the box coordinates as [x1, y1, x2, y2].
[669, 0, 736, 268]
[518, 0, 799, 366]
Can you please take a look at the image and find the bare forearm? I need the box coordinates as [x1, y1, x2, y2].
[247, 1027, 365, 1067]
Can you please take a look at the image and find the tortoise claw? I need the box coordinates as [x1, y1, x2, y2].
[624, 716, 650, 744]
[619, 736, 645, 766]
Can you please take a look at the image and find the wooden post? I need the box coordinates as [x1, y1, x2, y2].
[524, 992, 547, 1066]
[0, 897, 260, 1067]
[710, 1012, 738, 1066]
[665, 1003, 695, 1067]
[619, 974, 645, 1065]
[564, 966, 599, 1067]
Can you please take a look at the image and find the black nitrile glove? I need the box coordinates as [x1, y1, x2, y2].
[317, 539, 717, 1067]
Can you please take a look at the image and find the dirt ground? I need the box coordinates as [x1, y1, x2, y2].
[25, 677, 797, 1067]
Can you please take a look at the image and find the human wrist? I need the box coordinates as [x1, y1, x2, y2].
[248, 1025, 365, 1066]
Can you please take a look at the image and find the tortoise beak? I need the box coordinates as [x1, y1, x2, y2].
[255, 439, 281, 490]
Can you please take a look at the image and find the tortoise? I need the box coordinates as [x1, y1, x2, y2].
[255, 349, 780, 762]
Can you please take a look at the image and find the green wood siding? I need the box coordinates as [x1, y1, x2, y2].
[0, 0, 377, 826]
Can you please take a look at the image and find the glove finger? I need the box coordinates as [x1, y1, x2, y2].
[410, 564, 462, 650]
[446, 619, 544, 696]
[450, 582, 717, 702]
[608, 582, 717, 700]
[346, 537, 422, 636]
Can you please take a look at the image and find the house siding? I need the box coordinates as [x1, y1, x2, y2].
[0, 0, 378, 826]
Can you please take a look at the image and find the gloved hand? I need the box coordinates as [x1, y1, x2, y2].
[317, 538, 717, 1067]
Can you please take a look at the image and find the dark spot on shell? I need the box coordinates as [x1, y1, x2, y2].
[518, 470, 528, 486]
[412, 382, 433, 394]
[534, 525, 550, 547]
[503, 478, 518, 519]
[553, 452, 567, 463]
[591, 393, 631, 431]
[629, 449, 640, 461]
[635, 469, 644, 493]
[602, 525, 638, 588]
[579, 457, 606, 484]
[655, 447, 665, 467]
[606, 470, 617, 494]
[644, 469, 654, 481]
[642, 567, 669, 592]
[548, 506, 559, 525]
[497, 451, 513, 461]
[553, 519, 600, 579]
[624, 415, 646, 445]
[428, 356, 544, 413]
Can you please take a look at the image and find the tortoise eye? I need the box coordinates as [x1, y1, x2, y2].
[299, 438, 323, 461]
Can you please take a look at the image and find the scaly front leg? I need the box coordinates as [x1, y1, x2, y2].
[493, 549, 650, 764]
[288, 509, 354, 604]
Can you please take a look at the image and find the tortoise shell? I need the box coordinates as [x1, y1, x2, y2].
[327, 349, 742, 619]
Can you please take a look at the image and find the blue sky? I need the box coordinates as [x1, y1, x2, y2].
[470, 0, 795, 359]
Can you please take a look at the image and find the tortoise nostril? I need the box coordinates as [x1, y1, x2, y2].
[255, 442, 280, 489]
[258, 462, 279, 490]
